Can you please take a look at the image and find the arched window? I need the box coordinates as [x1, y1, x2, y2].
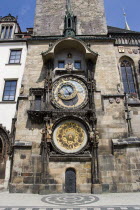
[138, 60, 140, 74]
[0, 138, 3, 154]
[120, 59, 136, 94]
[9, 26, 13, 39]
[4, 26, 9, 39]
[68, 18, 71, 28]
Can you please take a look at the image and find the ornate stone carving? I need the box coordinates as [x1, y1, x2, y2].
[55, 121, 86, 151]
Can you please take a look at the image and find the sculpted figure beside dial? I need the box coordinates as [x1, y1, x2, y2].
[52, 77, 88, 109]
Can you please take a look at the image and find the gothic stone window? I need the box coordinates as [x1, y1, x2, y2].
[121, 60, 136, 94]
[3, 80, 17, 101]
[0, 138, 2, 154]
[9, 50, 22, 64]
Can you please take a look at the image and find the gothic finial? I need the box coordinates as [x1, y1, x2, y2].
[64, 0, 76, 37]
[66, 0, 71, 13]
[123, 9, 130, 30]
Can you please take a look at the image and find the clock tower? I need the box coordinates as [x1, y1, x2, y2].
[38, 35, 99, 193]
[11, 0, 140, 194]
[34, 0, 107, 36]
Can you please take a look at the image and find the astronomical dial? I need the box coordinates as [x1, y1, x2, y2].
[53, 120, 88, 154]
[52, 77, 88, 109]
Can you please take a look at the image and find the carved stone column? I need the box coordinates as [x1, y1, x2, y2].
[41, 117, 52, 183]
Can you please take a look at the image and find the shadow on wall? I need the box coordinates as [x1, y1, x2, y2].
[36, 65, 47, 83]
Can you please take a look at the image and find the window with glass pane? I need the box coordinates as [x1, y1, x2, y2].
[3, 80, 17, 101]
[74, 61, 81, 69]
[58, 61, 65, 68]
[1, 26, 5, 39]
[4, 26, 9, 39]
[0, 139, 2, 154]
[9, 50, 22, 64]
[121, 60, 136, 94]
[9, 26, 13, 39]
[35, 96, 41, 111]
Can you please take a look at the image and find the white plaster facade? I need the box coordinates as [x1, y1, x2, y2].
[0, 41, 27, 131]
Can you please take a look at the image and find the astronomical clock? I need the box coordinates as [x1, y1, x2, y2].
[53, 120, 88, 154]
[38, 36, 99, 190]
[50, 75, 90, 155]
[52, 76, 88, 109]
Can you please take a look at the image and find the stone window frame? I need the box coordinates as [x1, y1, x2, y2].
[119, 56, 139, 98]
[29, 88, 45, 111]
[0, 24, 14, 39]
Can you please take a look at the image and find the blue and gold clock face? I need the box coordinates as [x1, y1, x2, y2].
[52, 77, 88, 109]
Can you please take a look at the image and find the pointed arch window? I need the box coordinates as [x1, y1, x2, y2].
[68, 18, 71, 28]
[0, 138, 2, 154]
[120, 60, 136, 94]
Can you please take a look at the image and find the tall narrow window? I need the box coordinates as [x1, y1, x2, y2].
[121, 60, 136, 94]
[9, 50, 22, 64]
[4, 26, 9, 39]
[35, 95, 41, 111]
[1, 26, 5, 39]
[3, 80, 17, 101]
[9, 26, 13, 38]
[0, 139, 2, 154]
[68, 18, 71, 28]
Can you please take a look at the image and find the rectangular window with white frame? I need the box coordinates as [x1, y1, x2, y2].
[9, 49, 22, 64]
[3, 80, 17, 101]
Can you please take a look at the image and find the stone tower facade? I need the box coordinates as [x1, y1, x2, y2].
[9, 0, 140, 194]
[34, 0, 107, 36]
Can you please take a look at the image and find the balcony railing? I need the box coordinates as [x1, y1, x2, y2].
[29, 99, 46, 111]
[27, 100, 46, 123]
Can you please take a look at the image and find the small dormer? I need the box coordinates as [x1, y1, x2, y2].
[0, 14, 21, 40]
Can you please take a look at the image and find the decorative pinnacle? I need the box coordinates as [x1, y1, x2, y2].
[123, 9, 130, 30]
[66, 0, 72, 12]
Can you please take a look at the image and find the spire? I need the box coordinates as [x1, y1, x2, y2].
[123, 9, 130, 30]
[64, 0, 76, 37]
[66, 0, 71, 13]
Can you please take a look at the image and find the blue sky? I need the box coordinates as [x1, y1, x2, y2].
[0, 0, 140, 32]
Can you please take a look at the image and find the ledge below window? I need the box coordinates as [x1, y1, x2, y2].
[5, 63, 21, 66]
[112, 137, 140, 151]
[128, 98, 140, 106]
[0, 101, 16, 104]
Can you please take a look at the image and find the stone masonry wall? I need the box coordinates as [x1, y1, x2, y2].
[11, 149, 91, 194]
[11, 39, 140, 193]
[34, 0, 107, 36]
[99, 146, 140, 193]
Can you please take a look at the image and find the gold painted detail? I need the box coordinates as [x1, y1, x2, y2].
[52, 77, 88, 109]
[58, 82, 77, 100]
[56, 122, 85, 150]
